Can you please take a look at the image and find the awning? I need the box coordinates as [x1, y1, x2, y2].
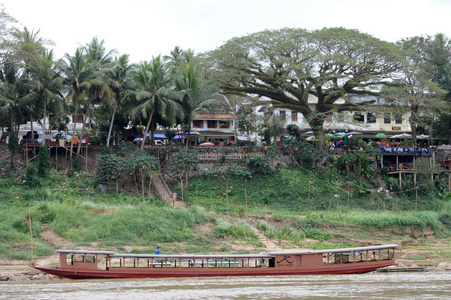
[145, 133, 166, 138]
[237, 136, 248, 141]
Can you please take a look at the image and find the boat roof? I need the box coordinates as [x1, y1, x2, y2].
[266, 244, 398, 256]
[56, 249, 117, 255]
[56, 244, 398, 258]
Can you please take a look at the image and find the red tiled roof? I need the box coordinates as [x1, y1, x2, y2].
[196, 113, 233, 119]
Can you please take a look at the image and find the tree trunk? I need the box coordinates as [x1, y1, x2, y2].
[309, 114, 326, 150]
[42, 99, 47, 146]
[186, 121, 191, 148]
[106, 102, 117, 147]
[78, 96, 92, 156]
[140, 108, 154, 150]
[428, 113, 435, 147]
[70, 92, 79, 160]
[141, 166, 145, 199]
[10, 107, 14, 169]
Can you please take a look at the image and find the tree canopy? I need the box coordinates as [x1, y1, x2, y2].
[205, 27, 406, 146]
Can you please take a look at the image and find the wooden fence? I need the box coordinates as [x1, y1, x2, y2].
[196, 152, 266, 161]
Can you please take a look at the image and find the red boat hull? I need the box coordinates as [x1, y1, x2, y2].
[33, 262, 393, 279]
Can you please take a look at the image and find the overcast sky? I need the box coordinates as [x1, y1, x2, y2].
[2, 0, 451, 63]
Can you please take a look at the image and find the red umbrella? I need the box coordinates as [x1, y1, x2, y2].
[198, 142, 215, 146]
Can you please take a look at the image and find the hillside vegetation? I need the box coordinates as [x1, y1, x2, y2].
[1, 164, 450, 267]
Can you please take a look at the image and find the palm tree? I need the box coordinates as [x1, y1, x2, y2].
[11, 27, 48, 140]
[62, 47, 90, 158]
[131, 56, 178, 150]
[76, 37, 116, 154]
[22, 49, 65, 145]
[164, 46, 194, 73]
[0, 61, 26, 142]
[174, 63, 217, 147]
[106, 54, 133, 146]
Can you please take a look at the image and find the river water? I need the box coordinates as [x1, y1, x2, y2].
[1, 271, 450, 299]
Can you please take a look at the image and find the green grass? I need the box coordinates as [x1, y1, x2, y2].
[351, 211, 442, 231]
[1, 167, 450, 260]
[211, 220, 258, 239]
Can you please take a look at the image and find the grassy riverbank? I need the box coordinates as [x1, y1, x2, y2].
[0, 168, 450, 273]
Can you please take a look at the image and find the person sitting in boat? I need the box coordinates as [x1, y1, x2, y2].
[153, 247, 160, 267]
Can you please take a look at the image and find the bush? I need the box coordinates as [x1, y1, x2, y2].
[24, 164, 40, 188]
[211, 220, 257, 238]
[257, 221, 306, 242]
[246, 156, 271, 174]
[438, 214, 451, 229]
[37, 144, 49, 178]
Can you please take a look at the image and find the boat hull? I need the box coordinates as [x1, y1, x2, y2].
[33, 262, 394, 279]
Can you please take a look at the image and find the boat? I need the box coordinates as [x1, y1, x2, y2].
[32, 244, 397, 279]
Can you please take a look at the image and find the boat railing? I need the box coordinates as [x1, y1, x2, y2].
[322, 249, 394, 265]
[106, 257, 268, 269]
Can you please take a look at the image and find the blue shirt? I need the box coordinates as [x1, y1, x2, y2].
[155, 249, 160, 255]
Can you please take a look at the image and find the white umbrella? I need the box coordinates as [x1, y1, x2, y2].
[306, 136, 315, 141]
[417, 134, 429, 140]
[390, 133, 412, 139]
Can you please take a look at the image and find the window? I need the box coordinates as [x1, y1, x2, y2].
[395, 116, 402, 124]
[384, 113, 391, 124]
[72, 115, 84, 123]
[337, 113, 344, 122]
[295, 255, 302, 267]
[279, 111, 286, 121]
[325, 114, 332, 123]
[354, 112, 364, 123]
[207, 120, 217, 128]
[367, 113, 376, 123]
[74, 254, 84, 262]
[219, 121, 230, 128]
[66, 255, 73, 265]
[193, 120, 203, 128]
[291, 112, 298, 122]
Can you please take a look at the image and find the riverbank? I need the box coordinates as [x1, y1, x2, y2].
[1, 238, 451, 281]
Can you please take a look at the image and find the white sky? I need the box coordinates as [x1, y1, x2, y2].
[2, 0, 451, 64]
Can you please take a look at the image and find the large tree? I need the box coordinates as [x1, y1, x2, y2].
[76, 37, 115, 155]
[131, 56, 178, 150]
[22, 49, 65, 145]
[206, 27, 405, 147]
[62, 47, 90, 158]
[174, 63, 217, 147]
[383, 36, 447, 144]
[105, 54, 133, 146]
[427, 34, 451, 143]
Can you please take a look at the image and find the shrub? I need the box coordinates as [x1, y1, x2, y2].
[37, 144, 49, 178]
[211, 220, 257, 238]
[438, 214, 451, 229]
[246, 156, 271, 174]
[24, 164, 40, 188]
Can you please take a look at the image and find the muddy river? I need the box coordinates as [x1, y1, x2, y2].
[1, 271, 450, 299]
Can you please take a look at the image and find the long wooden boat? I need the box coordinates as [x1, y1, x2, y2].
[32, 244, 397, 279]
